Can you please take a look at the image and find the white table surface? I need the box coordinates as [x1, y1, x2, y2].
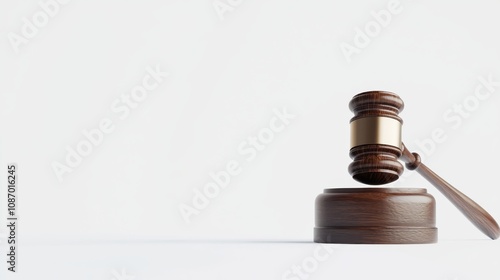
[2, 238, 499, 280]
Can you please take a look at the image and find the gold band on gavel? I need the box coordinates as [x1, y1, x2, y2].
[350, 116, 402, 149]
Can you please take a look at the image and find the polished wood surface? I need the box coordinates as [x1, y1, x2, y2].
[314, 188, 437, 244]
[349, 144, 403, 185]
[348, 91, 405, 185]
[347, 91, 500, 240]
[401, 143, 500, 240]
[349, 91, 404, 122]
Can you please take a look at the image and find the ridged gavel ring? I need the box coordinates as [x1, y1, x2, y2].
[348, 91, 500, 240]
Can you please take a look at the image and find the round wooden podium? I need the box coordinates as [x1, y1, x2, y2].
[314, 188, 437, 244]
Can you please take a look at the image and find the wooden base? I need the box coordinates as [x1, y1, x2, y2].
[314, 188, 437, 244]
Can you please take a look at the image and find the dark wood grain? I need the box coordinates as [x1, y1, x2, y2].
[314, 188, 437, 244]
[401, 143, 500, 240]
[346, 90, 500, 240]
[349, 144, 403, 185]
[348, 91, 405, 185]
[349, 90, 404, 122]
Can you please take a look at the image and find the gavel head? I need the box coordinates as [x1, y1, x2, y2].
[348, 91, 405, 185]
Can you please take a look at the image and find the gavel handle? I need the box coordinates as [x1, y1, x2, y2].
[401, 143, 500, 240]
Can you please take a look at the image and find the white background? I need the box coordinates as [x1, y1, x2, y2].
[1, 0, 500, 279]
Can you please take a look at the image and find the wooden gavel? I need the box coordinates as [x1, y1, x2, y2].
[348, 91, 500, 240]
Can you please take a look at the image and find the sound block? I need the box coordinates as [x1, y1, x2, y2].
[314, 188, 437, 244]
